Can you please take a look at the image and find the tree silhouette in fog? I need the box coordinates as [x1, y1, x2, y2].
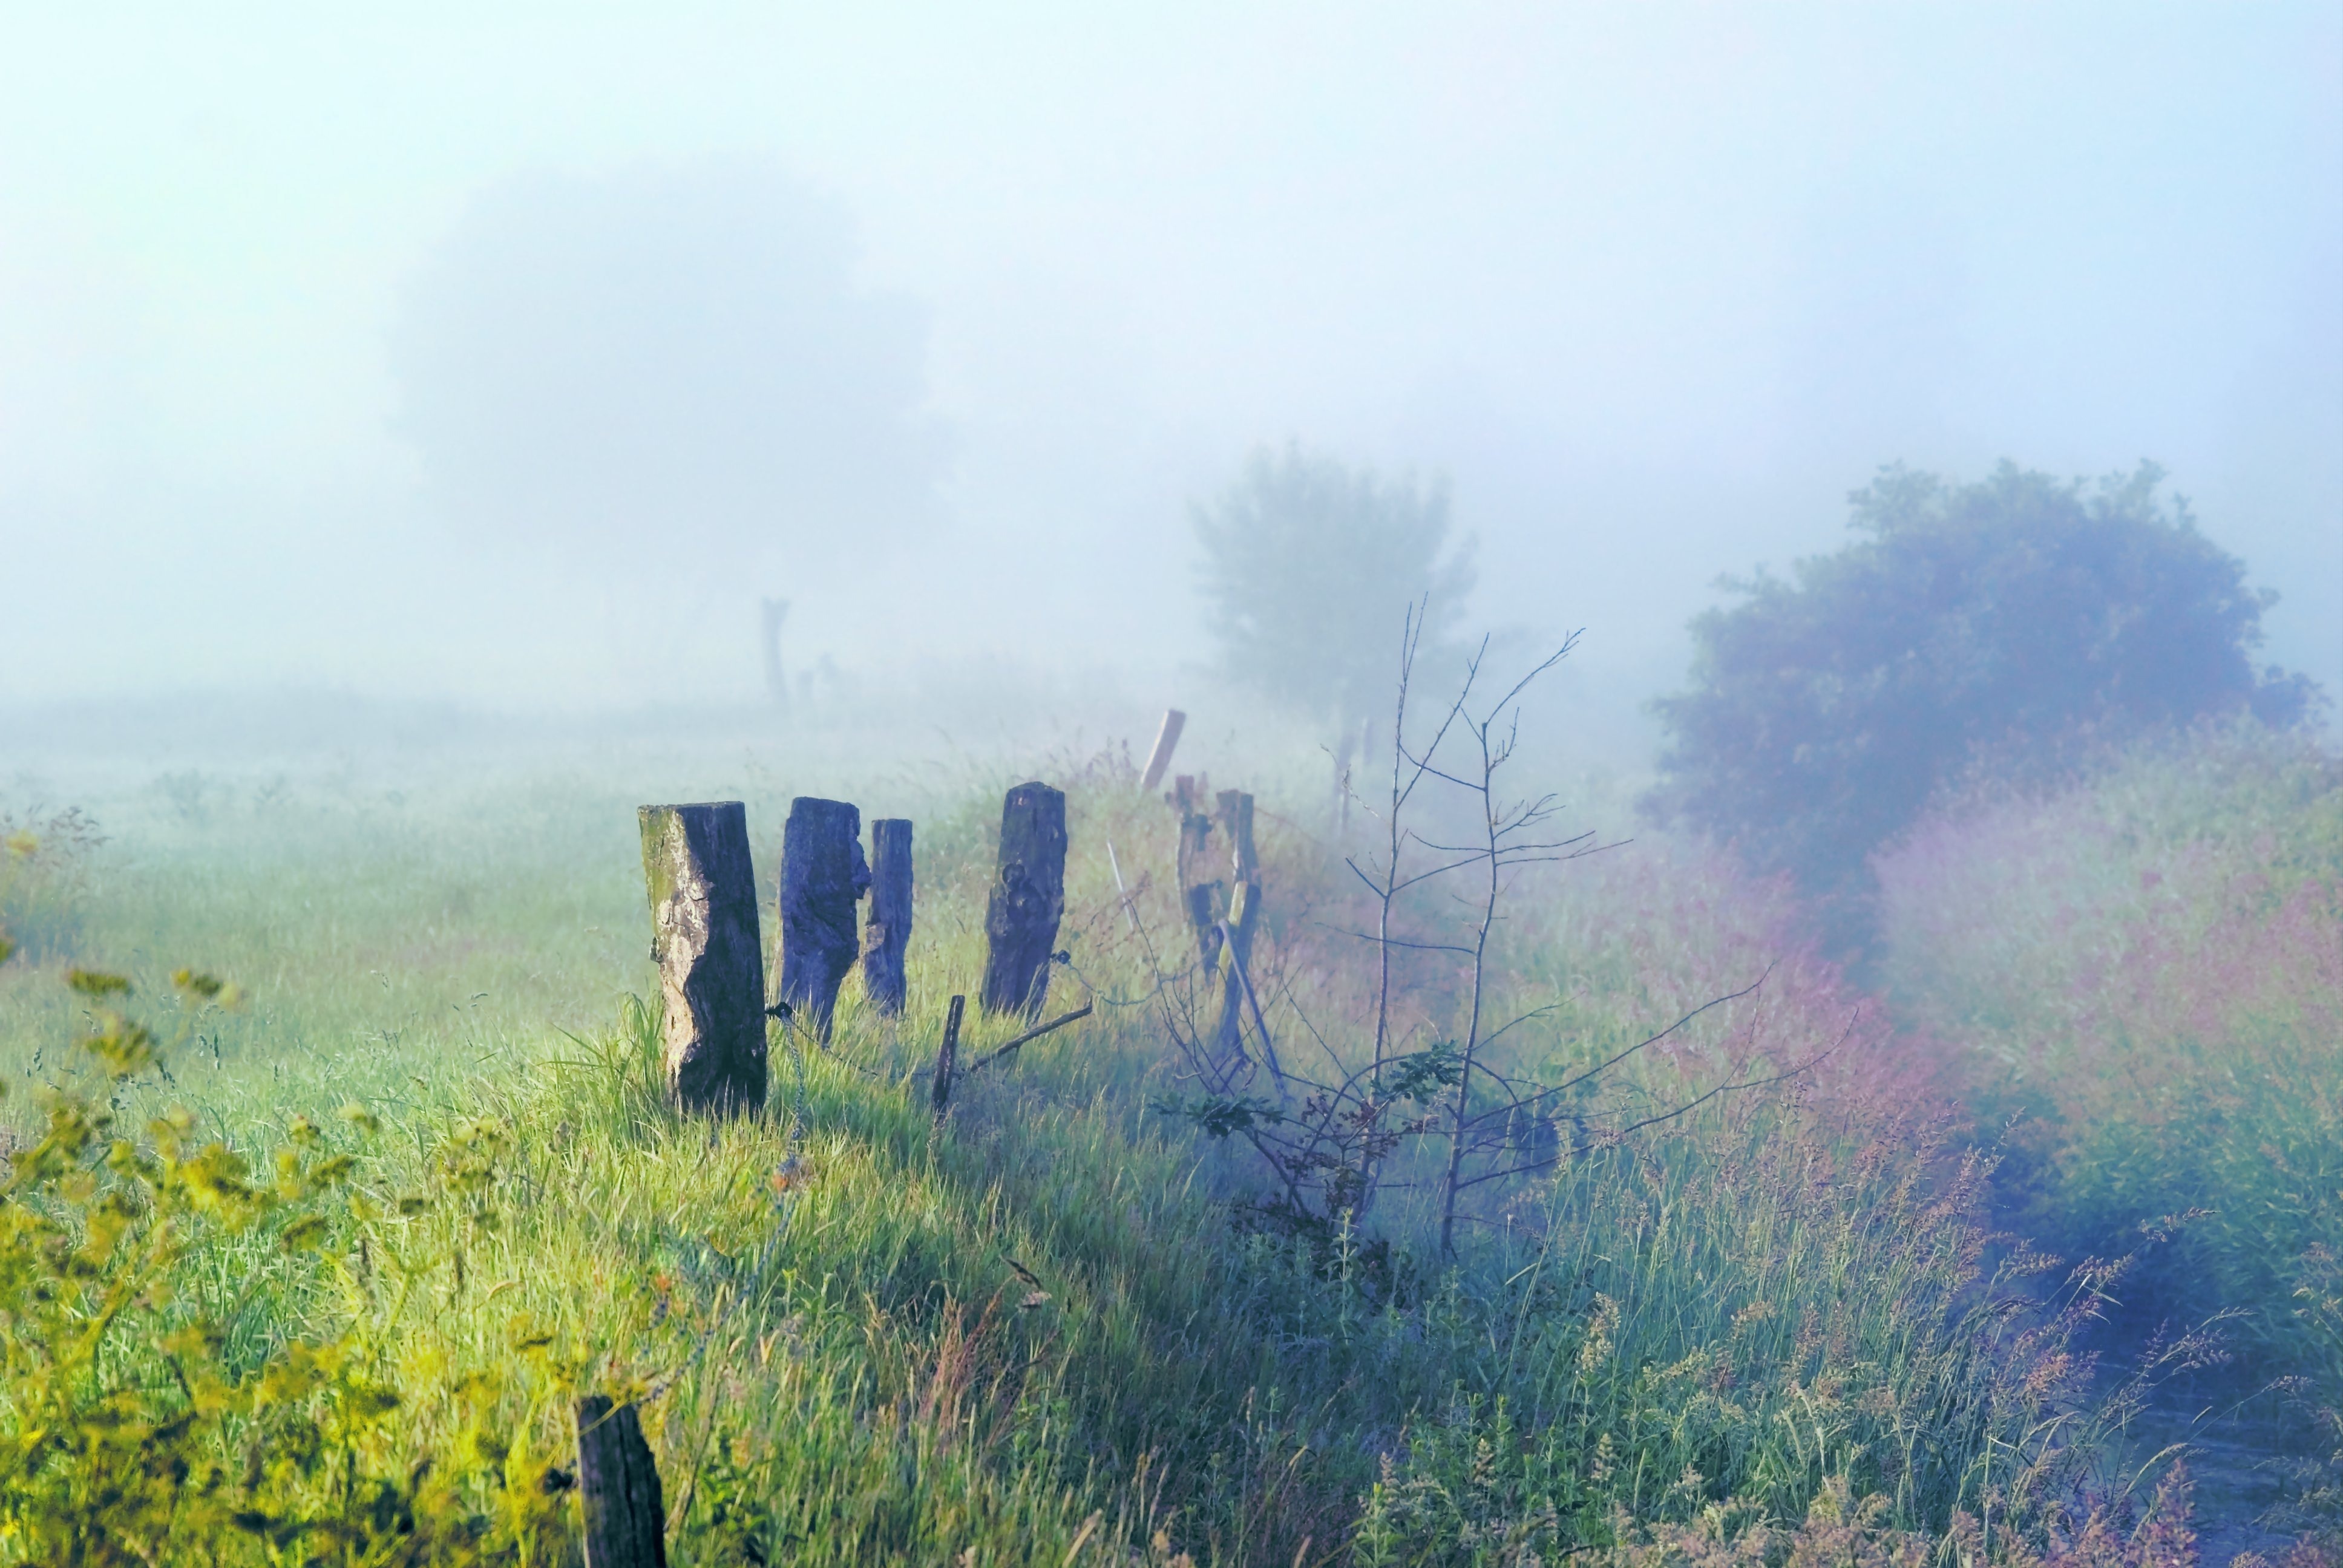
[1193, 443, 1475, 733]
[1645, 460, 2319, 950]
[391, 160, 946, 552]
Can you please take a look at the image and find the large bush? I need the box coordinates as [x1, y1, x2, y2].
[1646, 461, 2317, 947]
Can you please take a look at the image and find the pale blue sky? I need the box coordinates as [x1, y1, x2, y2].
[4, 3, 2337, 716]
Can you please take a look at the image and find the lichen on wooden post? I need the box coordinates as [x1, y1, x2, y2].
[778, 797, 868, 1039]
[638, 802, 766, 1116]
[576, 1394, 666, 1568]
[980, 782, 1067, 1019]
[862, 817, 913, 1016]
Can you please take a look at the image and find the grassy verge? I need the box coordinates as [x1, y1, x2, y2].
[0, 756, 2186, 1563]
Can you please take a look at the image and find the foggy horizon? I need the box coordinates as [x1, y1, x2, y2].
[5, 4, 2338, 729]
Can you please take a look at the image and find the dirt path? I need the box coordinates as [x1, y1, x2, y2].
[2117, 1391, 2301, 1566]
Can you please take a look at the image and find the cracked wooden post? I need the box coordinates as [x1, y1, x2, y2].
[1214, 790, 1260, 1057]
[577, 1394, 666, 1568]
[980, 782, 1066, 1019]
[861, 817, 913, 1016]
[778, 797, 868, 1039]
[638, 802, 766, 1116]
[1139, 708, 1185, 793]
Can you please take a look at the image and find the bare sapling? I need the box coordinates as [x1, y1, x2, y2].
[1149, 605, 1820, 1261]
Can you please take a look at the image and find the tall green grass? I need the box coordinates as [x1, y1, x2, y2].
[1876, 721, 2343, 1399]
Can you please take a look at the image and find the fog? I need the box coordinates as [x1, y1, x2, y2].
[4, 4, 2338, 740]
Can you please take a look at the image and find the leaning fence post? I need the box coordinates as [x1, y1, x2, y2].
[980, 782, 1067, 1019]
[639, 802, 767, 1116]
[1139, 708, 1186, 793]
[576, 1394, 666, 1568]
[778, 797, 868, 1039]
[932, 993, 965, 1115]
[861, 817, 913, 1017]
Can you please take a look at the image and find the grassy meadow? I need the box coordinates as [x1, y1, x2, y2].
[0, 714, 2335, 1565]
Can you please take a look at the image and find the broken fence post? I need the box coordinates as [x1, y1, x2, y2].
[1139, 708, 1186, 793]
[639, 802, 767, 1116]
[980, 782, 1067, 1019]
[861, 817, 913, 1017]
[1175, 778, 1222, 964]
[576, 1394, 666, 1568]
[932, 993, 965, 1115]
[778, 797, 868, 1039]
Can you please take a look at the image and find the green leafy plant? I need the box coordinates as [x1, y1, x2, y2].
[0, 968, 575, 1565]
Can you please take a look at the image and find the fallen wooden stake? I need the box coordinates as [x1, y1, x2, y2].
[963, 1003, 1095, 1076]
[1217, 919, 1284, 1097]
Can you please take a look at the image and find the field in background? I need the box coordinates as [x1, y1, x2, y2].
[0, 707, 2335, 1564]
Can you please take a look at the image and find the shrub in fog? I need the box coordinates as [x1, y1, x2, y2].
[1645, 460, 2318, 949]
[1193, 442, 1475, 739]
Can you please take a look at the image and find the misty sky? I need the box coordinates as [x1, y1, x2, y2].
[4, 4, 2338, 719]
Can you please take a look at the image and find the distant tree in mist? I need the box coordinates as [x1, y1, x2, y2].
[391, 160, 946, 552]
[1645, 460, 2319, 946]
[1193, 443, 1475, 732]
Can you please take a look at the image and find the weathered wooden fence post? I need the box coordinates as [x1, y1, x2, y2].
[980, 782, 1067, 1019]
[576, 1394, 666, 1568]
[778, 797, 868, 1039]
[639, 802, 767, 1116]
[861, 817, 913, 1016]
[1139, 708, 1186, 793]
[1214, 790, 1261, 1057]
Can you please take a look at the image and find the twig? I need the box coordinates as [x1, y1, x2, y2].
[1104, 838, 1141, 936]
